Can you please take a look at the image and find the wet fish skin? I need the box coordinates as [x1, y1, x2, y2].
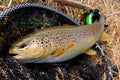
[9, 15, 105, 63]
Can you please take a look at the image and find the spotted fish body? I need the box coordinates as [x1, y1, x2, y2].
[9, 15, 105, 63]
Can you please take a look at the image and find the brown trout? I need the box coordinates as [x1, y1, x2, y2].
[9, 15, 105, 63]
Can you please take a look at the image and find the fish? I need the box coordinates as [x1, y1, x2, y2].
[9, 15, 105, 63]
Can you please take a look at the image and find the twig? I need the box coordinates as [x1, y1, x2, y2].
[68, 73, 83, 80]
[7, 0, 13, 8]
[54, 0, 93, 11]
[56, 67, 64, 79]
[0, 5, 6, 9]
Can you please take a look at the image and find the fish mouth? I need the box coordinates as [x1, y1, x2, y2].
[9, 49, 17, 56]
[7, 53, 18, 56]
[9, 54, 39, 63]
[9, 50, 25, 59]
[8, 53, 25, 60]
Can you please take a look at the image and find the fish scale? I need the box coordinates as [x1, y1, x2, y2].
[9, 15, 105, 63]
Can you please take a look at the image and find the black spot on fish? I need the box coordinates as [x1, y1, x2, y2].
[41, 42, 43, 44]
[56, 37, 59, 39]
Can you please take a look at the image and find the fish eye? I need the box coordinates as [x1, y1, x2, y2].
[19, 43, 27, 48]
[16, 42, 27, 48]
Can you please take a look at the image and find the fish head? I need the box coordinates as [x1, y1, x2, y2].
[9, 38, 42, 60]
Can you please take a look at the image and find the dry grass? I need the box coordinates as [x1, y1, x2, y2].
[0, 0, 120, 80]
